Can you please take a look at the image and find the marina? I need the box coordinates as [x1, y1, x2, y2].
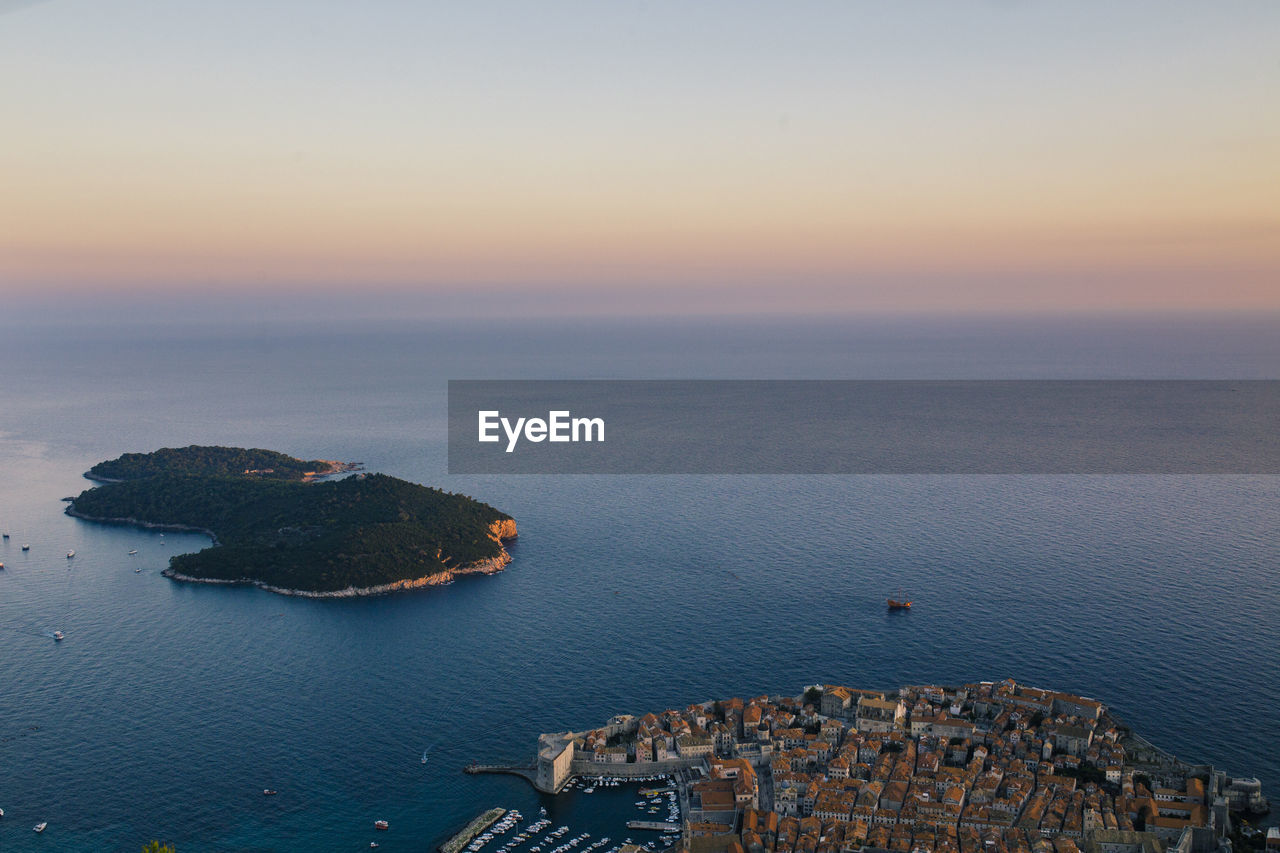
[439, 774, 683, 853]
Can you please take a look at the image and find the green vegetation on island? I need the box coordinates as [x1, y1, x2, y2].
[86, 445, 350, 482]
[69, 446, 516, 595]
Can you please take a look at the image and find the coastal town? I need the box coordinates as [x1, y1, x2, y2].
[478, 681, 1271, 853]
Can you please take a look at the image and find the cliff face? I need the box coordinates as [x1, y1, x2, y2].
[488, 518, 518, 541]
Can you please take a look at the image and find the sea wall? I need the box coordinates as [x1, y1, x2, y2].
[569, 757, 702, 777]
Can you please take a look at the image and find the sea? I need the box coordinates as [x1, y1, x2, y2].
[0, 313, 1276, 852]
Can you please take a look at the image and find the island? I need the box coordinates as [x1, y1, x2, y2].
[66, 445, 517, 597]
[84, 445, 362, 483]
[472, 680, 1270, 853]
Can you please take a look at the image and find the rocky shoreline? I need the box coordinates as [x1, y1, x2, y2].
[63, 503, 221, 545]
[158, 549, 512, 598]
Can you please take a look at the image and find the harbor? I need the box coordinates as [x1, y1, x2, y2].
[439, 773, 684, 853]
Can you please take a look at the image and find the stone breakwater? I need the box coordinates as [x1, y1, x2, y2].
[440, 807, 506, 853]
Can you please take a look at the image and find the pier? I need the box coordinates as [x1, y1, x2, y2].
[626, 821, 681, 832]
[440, 807, 506, 853]
[465, 763, 540, 786]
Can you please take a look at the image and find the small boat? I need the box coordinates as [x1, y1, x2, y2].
[1, 806, 5, 817]
[375, 819, 389, 830]
[371, 844, 380, 849]
[128, 549, 138, 555]
[2, 532, 8, 538]
[887, 588, 911, 609]
[135, 567, 142, 573]
[53, 631, 64, 641]
[263, 789, 277, 796]
[422, 750, 428, 763]
[0, 562, 5, 569]
[35, 822, 47, 832]
[22, 544, 30, 551]
[67, 550, 75, 558]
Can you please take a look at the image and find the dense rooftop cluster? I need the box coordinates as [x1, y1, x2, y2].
[568, 681, 1229, 853]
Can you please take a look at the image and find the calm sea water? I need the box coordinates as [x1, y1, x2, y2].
[0, 315, 1277, 852]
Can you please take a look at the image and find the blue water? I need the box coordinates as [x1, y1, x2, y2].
[0, 315, 1277, 852]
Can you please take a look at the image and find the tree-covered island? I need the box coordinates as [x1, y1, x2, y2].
[67, 445, 517, 597]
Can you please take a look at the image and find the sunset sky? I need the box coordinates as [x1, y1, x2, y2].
[2, 1, 1278, 317]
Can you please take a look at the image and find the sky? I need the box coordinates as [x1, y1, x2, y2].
[1, 1, 1278, 318]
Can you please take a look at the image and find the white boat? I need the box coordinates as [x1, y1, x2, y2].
[35, 822, 47, 832]
[53, 631, 64, 641]
[135, 567, 142, 573]
[67, 550, 75, 558]
[22, 544, 29, 551]
[422, 750, 428, 763]
[128, 549, 138, 555]
[0, 806, 5, 817]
